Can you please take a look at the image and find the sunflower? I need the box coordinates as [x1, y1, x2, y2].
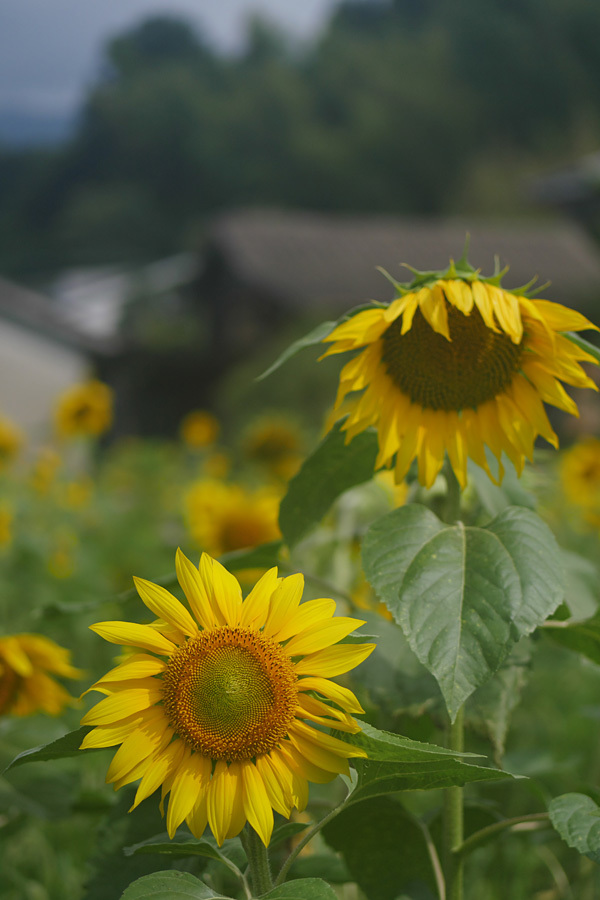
[180, 410, 220, 449]
[55, 380, 113, 439]
[80, 551, 374, 846]
[243, 417, 304, 481]
[184, 480, 281, 556]
[322, 260, 599, 488]
[0, 634, 82, 716]
[0, 416, 23, 470]
[560, 437, 600, 511]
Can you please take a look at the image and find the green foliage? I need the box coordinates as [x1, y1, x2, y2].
[262, 879, 338, 900]
[4, 728, 92, 772]
[363, 504, 564, 718]
[549, 793, 600, 865]
[543, 613, 600, 664]
[120, 871, 223, 899]
[323, 797, 437, 900]
[279, 427, 378, 547]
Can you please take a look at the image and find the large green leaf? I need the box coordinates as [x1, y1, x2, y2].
[323, 797, 436, 900]
[119, 871, 225, 899]
[263, 878, 338, 900]
[341, 721, 512, 806]
[124, 838, 225, 861]
[362, 504, 563, 718]
[549, 793, 600, 865]
[3, 727, 91, 772]
[279, 426, 378, 547]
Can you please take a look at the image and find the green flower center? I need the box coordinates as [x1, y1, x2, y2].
[162, 627, 298, 761]
[380, 303, 524, 411]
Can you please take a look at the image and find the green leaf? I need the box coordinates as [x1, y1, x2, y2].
[565, 332, 600, 366]
[344, 719, 481, 762]
[279, 426, 378, 548]
[467, 459, 535, 516]
[257, 321, 338, 381]
[549, 793, 600, 865]
[544, 613, 600, 665]
[323, 797, 436, 899]
[467, 641, 531, 762]
[3, 727, 92, 772]
[362, 504, 564, 718]
[119, 871, 225, 899]
[262, 878, 338, 900]
[124, 837, 224, 861]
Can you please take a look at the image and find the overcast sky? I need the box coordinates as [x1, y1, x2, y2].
[0, 0, 338, 115]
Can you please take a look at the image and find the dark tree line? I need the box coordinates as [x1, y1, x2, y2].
[2, 0, 600, 277]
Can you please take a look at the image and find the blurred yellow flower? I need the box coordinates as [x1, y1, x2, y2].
[81, 551, 373, 845]
[560, 438, 600, 511]
[0, 416, 23, 470]
[323, 273, 599, 488]
[243, 416, 304, 480]
[180, 410, 220, 448]
[55, 379, 113, 439]
[352, 575, 393, 623]
[30, 447, 62, 495]
[185, 479, 281, 556]
[0, 634, 81, 716]
[0, 504, 13, 547]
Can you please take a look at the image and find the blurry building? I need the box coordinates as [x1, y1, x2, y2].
[0, 276, 116, 439]
[5, 210, 600, 441]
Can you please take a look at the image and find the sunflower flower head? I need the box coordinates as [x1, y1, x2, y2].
[323, 252, 599, 488]
[560, 437, 600, 512]
[0, 416, 24, 470]
[184, 479, 282, 556]
[55, 380, 113, 439]
[180, 410, 220, 449]
[81, 551, 375, 846]
[0, 634, 82, 717]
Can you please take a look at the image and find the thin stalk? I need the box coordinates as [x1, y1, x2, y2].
[442, 460, 462, 525]
[455, 813, 550, 859]
[414, 818, 446, 900]
[275, 793, 352, 886]
[241, 825, 273, 897]
[443, 705, 464, 900]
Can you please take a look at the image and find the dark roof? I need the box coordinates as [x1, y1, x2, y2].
[0, 275, 120, 356]
[209, 209, 600, 310]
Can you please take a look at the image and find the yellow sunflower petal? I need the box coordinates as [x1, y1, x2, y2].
[323, 309, 388, 345]
[210, 559, 243, 626]
[133, 577, 199, 637]
[80, 710, 159, 749]
[532, 300, 599, 334]
[208, 760, 240, 846]
[81, 686, 163, 726]
[283, 617, 366, 657]
[106, 717, 173, 784]
[239, 567, 280, 629]
[287, 727, 351, 776]
[274, 599, 337, 644]
[263, 573, 304, 638]
[241, 761, 274, 846]
[175, 549, 218, 629]
[486, 284, 522, 344]
[296, 676, 364, 714]
[294, 641, 375, 677]
[89, 654, 166, 689]
[167, 752, 211, 838]
[522, 361, 579, 415]
[89, 622, 175, 656]
[186, 792, 209, 839]
[272, 745, 310, 808]
[254, 754, 293, 817]
[419, 284, 450, 340]
[442, 279, 473, 315]
[278, 742, 339, 785]
[131, 740, 186, 810]
[296, 693, 359, 733]
[1, 638, 34, 677]
[472, 281, 500, 333]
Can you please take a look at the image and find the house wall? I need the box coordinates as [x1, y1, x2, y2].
[0, 318, 88, 441]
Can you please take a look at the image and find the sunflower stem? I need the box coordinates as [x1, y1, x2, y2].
[241, 824, 273, 897]
[442, 459, 462, 524]
[443, 705, 465, 900]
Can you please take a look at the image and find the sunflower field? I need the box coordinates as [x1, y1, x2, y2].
[3, 253, 600, 900]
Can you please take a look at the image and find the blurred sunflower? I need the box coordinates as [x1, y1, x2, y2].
[180, 410, 220, 449]
[30, 447, 61, 495]
[184, 480, 281, 556]
[243, 417, 304, 480]
[0, 503, 12, 547]
[55, 379, 113, 439]
[81, 551, 374, 846]
[0, 416, 23, 470]
[0, 634, 81, 716]
[323, 261, 599, 488]
[560, 437, 600, 511]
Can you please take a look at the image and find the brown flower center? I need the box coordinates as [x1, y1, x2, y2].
[380, 303, 524, 411]
[161, 626, 298, 761]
